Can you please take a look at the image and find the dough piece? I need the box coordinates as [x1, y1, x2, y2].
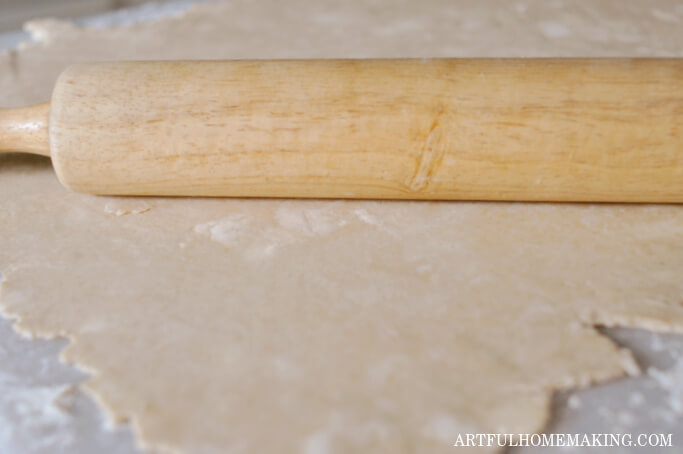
[1, 1, 683, 453]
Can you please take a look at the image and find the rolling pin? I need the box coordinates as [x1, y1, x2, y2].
[1, 58, 681, 202]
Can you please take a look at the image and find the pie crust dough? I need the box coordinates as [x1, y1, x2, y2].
[1, 1, 682, 453]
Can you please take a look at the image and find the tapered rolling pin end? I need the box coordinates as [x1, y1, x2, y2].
[0, 102, 50, 157]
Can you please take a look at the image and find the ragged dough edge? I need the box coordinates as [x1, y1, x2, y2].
[14, 1, 219, 50]
[594, 314, 683, 336]
[78, 383, 178, 454]
[0, 0, 218, 60]
[4, 266, 683, 454]
[0, 269, 175, 454]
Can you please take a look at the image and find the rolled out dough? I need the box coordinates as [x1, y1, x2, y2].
[1, 1, 683, 453]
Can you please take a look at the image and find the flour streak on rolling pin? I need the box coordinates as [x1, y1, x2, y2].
[1, 59, 681, 202]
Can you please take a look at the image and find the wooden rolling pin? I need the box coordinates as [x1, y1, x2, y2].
[1, 59, 681, 202]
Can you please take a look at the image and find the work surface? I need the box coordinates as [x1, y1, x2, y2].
[1, 1, 683, 453]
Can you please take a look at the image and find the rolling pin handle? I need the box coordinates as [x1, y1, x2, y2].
[0, 102, 50, 156]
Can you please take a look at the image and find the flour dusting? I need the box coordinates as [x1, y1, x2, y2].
[538, 21, 571, 38]
[103, 201, 152, 216]
[193, 214, 251, 247]
[648, 358, 683, 414]
[0, 372, 75, 452]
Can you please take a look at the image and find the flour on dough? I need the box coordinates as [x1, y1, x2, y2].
[1, 1, 683, 453]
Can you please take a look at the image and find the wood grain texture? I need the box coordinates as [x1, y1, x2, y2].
[0, 103, 50, 156]
[48, 59, 683, 201]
